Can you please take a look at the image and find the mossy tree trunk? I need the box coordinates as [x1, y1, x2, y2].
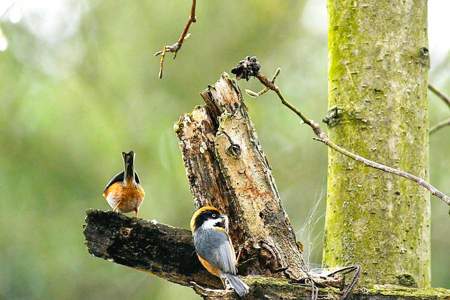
[324, 0, 430, 288]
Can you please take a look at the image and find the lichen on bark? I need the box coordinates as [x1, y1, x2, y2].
[324, 0, 430, 287]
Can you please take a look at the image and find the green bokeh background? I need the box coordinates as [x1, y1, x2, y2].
[0, 1, 449, 299]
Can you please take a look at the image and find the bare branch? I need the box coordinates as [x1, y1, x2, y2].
[154, 0, 197, 78]
[427, 84, 450, 134]
[428, 84, 450, 109]
[233, 57, 450, 206]
[430, 117, 450, 135]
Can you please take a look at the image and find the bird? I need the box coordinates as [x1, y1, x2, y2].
[102, 151, 145, 217]
[190, 206, 249, 298]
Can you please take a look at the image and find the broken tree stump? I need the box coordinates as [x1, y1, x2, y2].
[174, 73, 307, 280]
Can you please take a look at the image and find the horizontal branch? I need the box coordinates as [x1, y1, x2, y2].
[83, 210, 331, 298]
[83, 210, 450, 299]
[83, 209, 221, 288]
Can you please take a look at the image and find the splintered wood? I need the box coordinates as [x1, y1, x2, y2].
[175, 73, 307, 280]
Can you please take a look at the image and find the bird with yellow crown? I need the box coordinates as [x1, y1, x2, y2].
[190, 206, 249, 297]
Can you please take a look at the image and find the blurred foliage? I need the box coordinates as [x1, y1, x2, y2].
[0, 1, 448, 299]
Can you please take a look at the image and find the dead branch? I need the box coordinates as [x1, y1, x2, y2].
[232, 57, 450, 206]
[84, 210, 450, 299]
[83, 209, 221, 288]
[428, 84, 450, 134]
[154, 0, 197, 78]
[428, 84, 450, 109]
[430, 117, 450, 135]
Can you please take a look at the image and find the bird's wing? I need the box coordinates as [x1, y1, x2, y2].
[194, 229, 237, 275]
[135, 172, 141, 184]
[103, 171, 124, 193]
[103, 171, 141, 193]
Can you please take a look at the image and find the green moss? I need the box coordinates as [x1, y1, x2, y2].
[364, 285, 450, 299]
[396, 274, 418, 288]
[324, 0, 430, 288]
[243, 277, 450, 299]
[244, 276, 340, 298]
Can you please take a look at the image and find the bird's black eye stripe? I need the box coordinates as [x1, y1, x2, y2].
[194, 210, 221, 230]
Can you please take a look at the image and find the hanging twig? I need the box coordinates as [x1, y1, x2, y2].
[154, 0, 197, 78]
[428, 83, 450, 108]
[231, 56, 450, 206]
[430, 117, 450, 135]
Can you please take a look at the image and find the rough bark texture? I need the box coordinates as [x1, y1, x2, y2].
[324, 0, 430, 288]
[83, 210, 334, 299]
[83, 210, 450, 300]
[84, 210, 222, 288]
[175, 73, 306, 280]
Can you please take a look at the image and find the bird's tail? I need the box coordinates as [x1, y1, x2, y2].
[122, 151, 135, 182]
[224, 273, 249, 298]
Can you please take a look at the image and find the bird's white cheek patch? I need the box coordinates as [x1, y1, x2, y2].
[202, 218, 225, 230]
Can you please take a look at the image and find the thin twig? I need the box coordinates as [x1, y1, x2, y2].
[233, 58, 450, 206]
[428, 84, 450, 108]
[327, 265, 361, 300]
[430, 117, 450, 135]
[427, 85, 450, 135]
[154, 0, 197, 79]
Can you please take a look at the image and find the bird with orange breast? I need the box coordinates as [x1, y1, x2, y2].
[190, 206, 249, 297]
[103, 151, 145, 217]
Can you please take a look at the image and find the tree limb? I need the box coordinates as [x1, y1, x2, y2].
[428, 83, 450, 109]
[83, 210, 339, 299]
[83, 209, 221, 288]
[232, 57, 450, 206]
[428, 84, 450, 135]
[83, 210, 450, 299]
[430, 117, 450, 135]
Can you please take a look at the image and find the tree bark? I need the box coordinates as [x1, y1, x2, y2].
[84, 210, 222, 288]
[175, 73, 307, 280]
[83, 210, 450, 299]
[83, 210, 336, 299]
[324, 0, 430, 288]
